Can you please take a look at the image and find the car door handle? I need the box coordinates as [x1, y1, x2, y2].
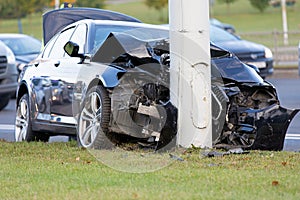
[54, 61, 60, 67]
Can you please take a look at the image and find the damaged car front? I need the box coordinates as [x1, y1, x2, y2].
[103, 35, 299, 151]
[210, 45, 299, 150]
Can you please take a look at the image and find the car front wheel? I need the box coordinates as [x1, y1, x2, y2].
[15, 93, 49, 142]
[77, 85, 113, 149]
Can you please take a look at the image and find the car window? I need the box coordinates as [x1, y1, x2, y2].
[1, 37, 41, 55]
[69, 24, 87, 54]
[210, 25, 238, 43]
[48, 27, 75, 59]
[91, 25, 168, 53]
[42, 34, 58, 58]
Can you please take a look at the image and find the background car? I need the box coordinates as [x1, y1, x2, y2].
[0, 33, 41, 72]
[15, 8, 297, 151]
[210, 25, 273, 78]
[0, 41, 18, 111]
[210, 18, 236, 33]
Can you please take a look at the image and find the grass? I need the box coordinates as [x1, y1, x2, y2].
[211, 1, 300, 32]
[0, 141, 300, 199]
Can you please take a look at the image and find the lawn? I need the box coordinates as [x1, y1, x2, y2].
[0, 141, 300, 199]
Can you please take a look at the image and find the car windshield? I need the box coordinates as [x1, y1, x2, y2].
[210, 25, 238, 43]
[92, 25, 168, 52]
[0, 37, 41, 55]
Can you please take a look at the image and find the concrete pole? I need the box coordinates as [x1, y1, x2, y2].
[281, 0, 289, 45]
[169, 0, 212, 148]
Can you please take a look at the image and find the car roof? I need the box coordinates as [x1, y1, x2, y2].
[67, 19, 168, 30]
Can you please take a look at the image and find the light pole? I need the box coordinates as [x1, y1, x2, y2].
[169, 0, 212, 148]
[281, 0, 289, 45]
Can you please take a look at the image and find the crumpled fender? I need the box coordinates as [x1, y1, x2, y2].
[244, 105, 299, 150]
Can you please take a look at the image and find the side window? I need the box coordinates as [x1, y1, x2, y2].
[70, 24, 87, 54]
[48, 27, 75, 59]
[42, 34, 58, 58]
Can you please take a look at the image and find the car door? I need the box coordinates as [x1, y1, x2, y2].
[30, 26, 77, 124]
[47, 23, 88, 125]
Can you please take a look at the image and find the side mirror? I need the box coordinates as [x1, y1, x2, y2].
[64, 41, 82, 57]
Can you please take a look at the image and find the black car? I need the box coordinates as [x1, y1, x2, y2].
[210, 18, 236, 33]
[15, 8, 298, 151]
[210, 25, 274, 78]
[0, 34, 41, 72]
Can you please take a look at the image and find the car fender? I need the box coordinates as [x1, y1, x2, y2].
[99, 66, 126, 88]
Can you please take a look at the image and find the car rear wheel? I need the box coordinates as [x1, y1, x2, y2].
[15, 93, 49, 142]
[77, 85, 114, 149]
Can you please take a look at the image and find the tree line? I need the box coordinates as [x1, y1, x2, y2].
[0, 0, 105, 19]
[0, 0, 288, 20]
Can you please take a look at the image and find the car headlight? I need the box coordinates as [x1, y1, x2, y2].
[4, 45, 16, 64]
[265, 48, 273, 58]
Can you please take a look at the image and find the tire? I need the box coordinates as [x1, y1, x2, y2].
[0, 95, 10, 111]
[15, 93, 49, 142]
[77, 85, 114, 149]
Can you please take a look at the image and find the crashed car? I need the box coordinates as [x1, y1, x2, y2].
[15, 8, 298, 151]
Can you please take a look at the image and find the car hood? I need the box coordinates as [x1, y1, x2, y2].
[215, 39, 265, 55]
[92, 32, 264, 84]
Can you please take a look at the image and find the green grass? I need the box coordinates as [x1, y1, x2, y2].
[1, 141, 300, 199]
[211, 1, 300, 32]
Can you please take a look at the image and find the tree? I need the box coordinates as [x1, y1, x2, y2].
[249, 0, 270, 13]
[144, 0, 168, 22]
[74, 0, 105, 8]
[0, 0, 49, 19]
[217, 0, 239, 13]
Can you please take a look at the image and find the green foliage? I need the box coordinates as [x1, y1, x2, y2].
[74, 0, 105, 8]
[145, 0, 168, 10]
[217, 0, 239, 5]
[144, 0, 168, 22]
[0, 0, 49, 19]
[249, 0, 270, 12]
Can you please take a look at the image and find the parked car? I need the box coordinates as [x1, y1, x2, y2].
[0, 33, 42, 72]
[15, 8, 298, 151]
[210, 18, 236, 33]
[0, 41, 18, 111]
[210, 25, 274, 78]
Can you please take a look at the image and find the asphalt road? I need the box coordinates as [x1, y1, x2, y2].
[1, 73, 300, 151]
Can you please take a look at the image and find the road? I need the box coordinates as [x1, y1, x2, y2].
[1, 74, 300, 151]
[267, 76, 300, 151]
[0, 100, 69, 143]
